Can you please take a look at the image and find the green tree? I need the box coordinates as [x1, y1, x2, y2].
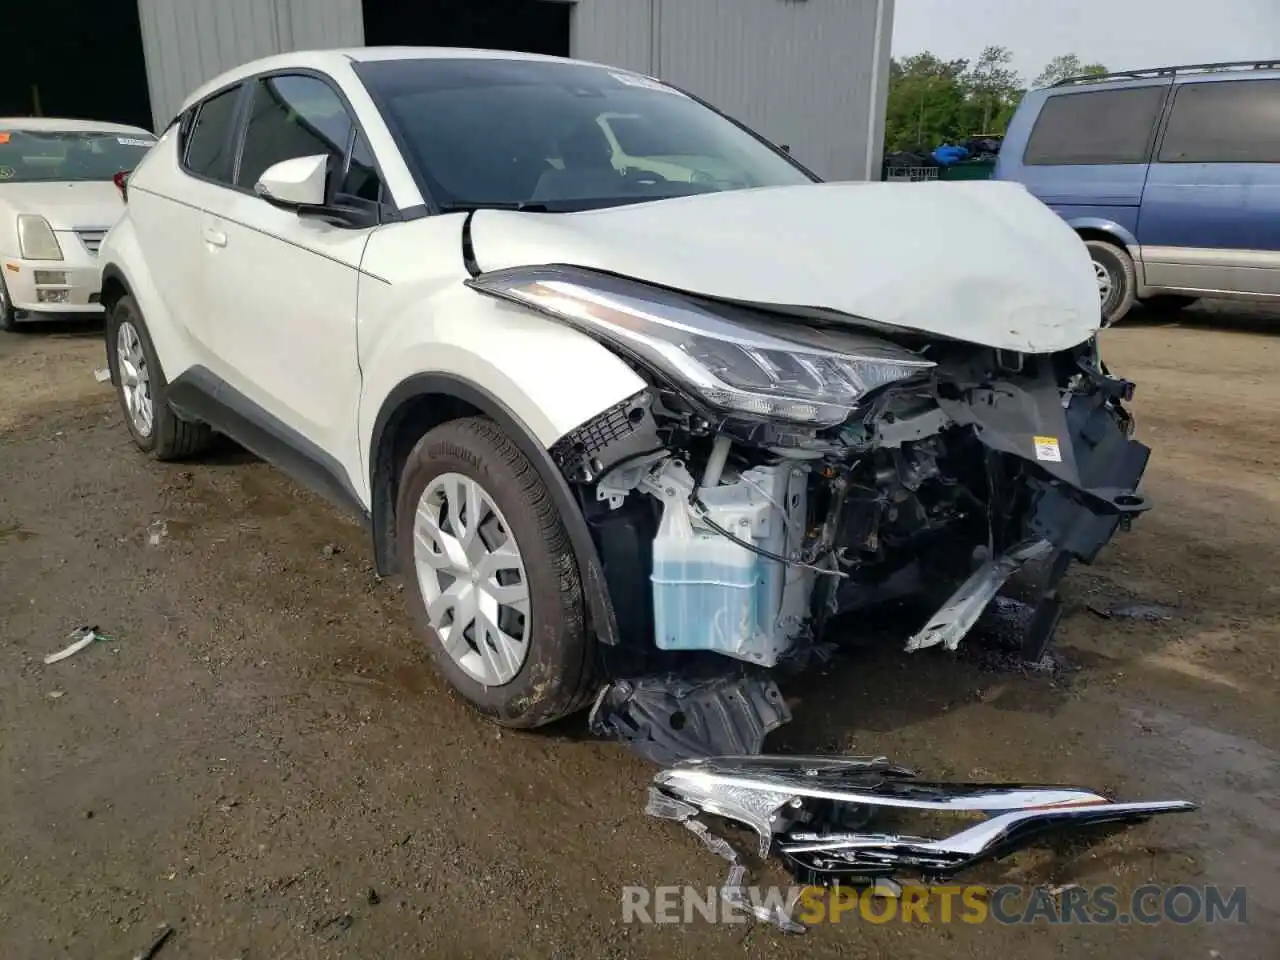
[1034, 54, 1108, 88]
[962, 45, 1022, 133]
[883, 53, 970, 153]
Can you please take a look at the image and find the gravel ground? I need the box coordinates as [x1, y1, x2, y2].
[1, 302, 1277, 959]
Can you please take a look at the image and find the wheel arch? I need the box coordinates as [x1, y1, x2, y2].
[1065, 217, 1139, 255]
[369, 372, 619, 647]
[99, 263, 133, 314]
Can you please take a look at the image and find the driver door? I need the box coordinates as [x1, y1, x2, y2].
[201, 73, 384, 488]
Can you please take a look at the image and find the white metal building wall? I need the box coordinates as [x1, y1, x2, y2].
[571, 0, 893, 181]
[137, 0, 365, 130]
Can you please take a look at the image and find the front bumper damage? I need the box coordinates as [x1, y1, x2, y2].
[647, 755, 1197, 932]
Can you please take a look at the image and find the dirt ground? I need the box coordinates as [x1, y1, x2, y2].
[1, 302, 1276, 959]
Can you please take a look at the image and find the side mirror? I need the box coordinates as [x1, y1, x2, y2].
[254, 154, 328, 209]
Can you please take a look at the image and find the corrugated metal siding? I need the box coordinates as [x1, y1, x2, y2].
[571, 0, 892, 181]
[569, 0, 656, 74]
[137, 0, 364, 131]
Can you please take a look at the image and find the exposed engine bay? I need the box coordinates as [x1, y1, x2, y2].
[469, 263, 1151, 761]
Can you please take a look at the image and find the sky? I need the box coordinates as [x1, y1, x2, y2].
[891, 0, 1280, 84]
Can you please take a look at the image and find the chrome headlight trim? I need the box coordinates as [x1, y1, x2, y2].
[467, 265, 933, 426]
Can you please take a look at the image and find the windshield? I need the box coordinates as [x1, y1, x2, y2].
[354, 58, 815, 211]
[0, 130, 155, 184]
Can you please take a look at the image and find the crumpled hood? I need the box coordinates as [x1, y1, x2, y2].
[0, 181, 123, 230]
[469, 181, 1101, 354]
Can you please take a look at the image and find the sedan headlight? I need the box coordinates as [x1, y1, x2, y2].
[468, 266, 933, 426]
[17, 215, 64, 261]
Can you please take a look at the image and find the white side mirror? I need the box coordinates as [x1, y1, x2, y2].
[254, 154, 328, 208]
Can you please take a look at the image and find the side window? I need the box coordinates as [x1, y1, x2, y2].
[1159, 79, 1280, 163]
[236, 74, 383, 206]
[1023, 86, 1167, 165]
[183, 85, 242, 183]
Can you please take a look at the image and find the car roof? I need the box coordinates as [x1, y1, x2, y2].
[180, 46, 620, 114]
[0, 117, 155, 136]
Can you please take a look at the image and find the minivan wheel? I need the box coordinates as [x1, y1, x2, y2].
[395, 416, 594, 728]
[105, 296, 214, 459]
[1085, 239, 1136, 327]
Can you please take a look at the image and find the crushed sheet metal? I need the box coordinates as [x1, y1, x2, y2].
[906, 538, 1054, 652]
[647, 754, 1197, 932]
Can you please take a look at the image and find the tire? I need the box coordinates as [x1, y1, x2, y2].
[0, 273, 17, 332]
[1140, 294, 1199, 314]
[395, 416, 594, 728]
[105, 295, 213, 460]
[1085, 239, 1137, 327]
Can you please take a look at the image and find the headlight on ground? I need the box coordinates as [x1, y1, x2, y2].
[468, 266, 933, 426]
[17, 215, 64, 261]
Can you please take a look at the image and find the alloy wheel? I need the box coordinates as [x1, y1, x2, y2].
[116, 320, 154, 438]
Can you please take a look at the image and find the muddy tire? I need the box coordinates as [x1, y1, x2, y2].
[1086, 239, 1137, 327]
[395, 416, 595, 728]
[105, 295, 213, 460]
[0, 274, 17, 331]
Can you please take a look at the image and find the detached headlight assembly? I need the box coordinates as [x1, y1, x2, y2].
[468, 266, 933, 426]
[17, 215, 64, 261]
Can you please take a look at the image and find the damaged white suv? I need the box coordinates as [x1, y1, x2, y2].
[99, 49, 1150, 750]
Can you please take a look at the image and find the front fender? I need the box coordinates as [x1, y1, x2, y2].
[358, 283, 647, 471]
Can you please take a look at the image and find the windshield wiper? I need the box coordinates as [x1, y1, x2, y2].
[435, 200, 552, 213]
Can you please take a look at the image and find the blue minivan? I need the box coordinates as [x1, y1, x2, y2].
[995, 60, 1280, 325]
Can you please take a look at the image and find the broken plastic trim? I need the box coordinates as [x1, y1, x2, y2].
[648, 755, 1196, 931]
[589, 673, 792, 766]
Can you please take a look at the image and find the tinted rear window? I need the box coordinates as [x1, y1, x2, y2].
[1159, 79, 1280, 163]
[1024, 85, 1167, 165]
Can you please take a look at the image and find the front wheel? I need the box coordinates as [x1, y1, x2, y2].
[395, 416, 595, 728]
[1085, 239, 1137, 327]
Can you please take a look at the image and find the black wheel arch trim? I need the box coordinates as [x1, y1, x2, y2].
[99, 264, 133, 305]
[371, 372, 620, 647]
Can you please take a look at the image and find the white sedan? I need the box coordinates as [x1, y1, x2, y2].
[0, 117, 156, 330]
[97, 48, 1151, 752]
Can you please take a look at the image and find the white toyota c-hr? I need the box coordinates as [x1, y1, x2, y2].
[0, 118, 155, 330]
[98, 48, 1152, 750]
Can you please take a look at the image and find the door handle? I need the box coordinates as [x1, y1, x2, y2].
[203, 227, 227, 248]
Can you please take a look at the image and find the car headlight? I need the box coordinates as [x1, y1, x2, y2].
[17, 215, 64, 261]
[467, 266, 933, 426]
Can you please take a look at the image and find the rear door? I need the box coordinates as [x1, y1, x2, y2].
[1138, 76, 1280, 296]
[1003, 81, 1170, 241]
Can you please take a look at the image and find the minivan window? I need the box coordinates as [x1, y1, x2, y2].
[184, 86, 242, 183]
[1024, 85, 1167, 165]
[1159, 78, 1280, 164]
